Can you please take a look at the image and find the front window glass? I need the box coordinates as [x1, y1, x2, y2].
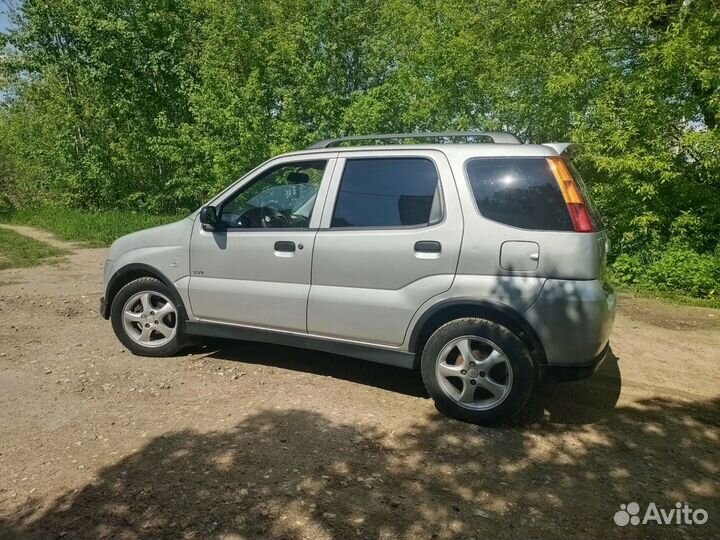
[220, 160, 326, 228]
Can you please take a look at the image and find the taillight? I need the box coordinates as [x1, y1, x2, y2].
[546, 157, 596, 232]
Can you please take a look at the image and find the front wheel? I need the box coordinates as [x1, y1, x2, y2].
[420, 318, 535, 424]
[110, 277, 185, 357]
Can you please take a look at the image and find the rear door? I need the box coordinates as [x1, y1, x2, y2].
[307, 150, 463, 346]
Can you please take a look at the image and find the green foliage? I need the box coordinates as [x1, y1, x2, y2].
[611, 247, 720, 300]
[0, 227, 67, 269]
[0, 207, 184, 247]
[609, 254, 647, 287]
[645, 247, 720, 299]
[0, 0, 718, 299]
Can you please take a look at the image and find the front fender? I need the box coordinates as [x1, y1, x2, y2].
[102, 262, 187, 319]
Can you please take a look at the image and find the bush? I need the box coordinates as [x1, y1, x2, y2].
[612, 246, 720, 300]
[643, 247, 720, 300]
[609, 253, 645, 285]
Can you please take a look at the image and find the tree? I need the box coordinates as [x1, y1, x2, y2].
[1, 0, 718, 295]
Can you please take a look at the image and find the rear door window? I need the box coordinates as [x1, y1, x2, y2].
[465, 157, 573, 230]
[331, 158, 442, 228]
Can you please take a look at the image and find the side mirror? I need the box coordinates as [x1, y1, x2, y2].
[199, 206, 219, 231]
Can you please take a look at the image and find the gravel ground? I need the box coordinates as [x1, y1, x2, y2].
[0, 226, 718, 540]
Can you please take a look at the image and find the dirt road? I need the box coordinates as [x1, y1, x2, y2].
[1, 227, 718, 540]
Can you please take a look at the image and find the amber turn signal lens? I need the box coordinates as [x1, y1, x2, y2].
[546, 157, 595, 232]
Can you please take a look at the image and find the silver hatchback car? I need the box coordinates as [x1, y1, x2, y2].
[101, 132, 616, 424]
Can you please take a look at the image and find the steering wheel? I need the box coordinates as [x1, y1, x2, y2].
[260, 202, 291, 228]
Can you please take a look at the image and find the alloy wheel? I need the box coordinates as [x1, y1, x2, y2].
[121, 291, 177, 348]
[435, 335, 513, 410]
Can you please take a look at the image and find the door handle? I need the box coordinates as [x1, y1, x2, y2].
[530, 252, 539, 261]
[414, 241, 442, 253]
[274, 241, 296, 252]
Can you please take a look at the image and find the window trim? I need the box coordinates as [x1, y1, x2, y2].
[214, 157, 334, 232]
[462, 155, 575, 233]
[324, 155, 446, 231]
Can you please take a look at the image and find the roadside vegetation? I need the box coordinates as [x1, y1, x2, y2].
[0, 1, 718, 301]
[610, 285, 720, 310]
[610, 248, 720, 307]
[0, 227, 67, 270]
[0, 207, 184, 247]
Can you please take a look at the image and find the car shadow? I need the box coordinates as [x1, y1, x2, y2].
[521, 349, 623, 426]
[194, 339, 623, 426]
[192, 338, 430, 398]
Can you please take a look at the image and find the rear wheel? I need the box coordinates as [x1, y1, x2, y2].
[420, 317, 535, 424]
[110, 277, 185, 357]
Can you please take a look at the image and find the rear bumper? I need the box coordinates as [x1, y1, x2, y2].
[540, 342, 609, 383]
[524, 278, 616, 366]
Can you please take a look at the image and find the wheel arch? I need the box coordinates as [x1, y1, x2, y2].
[102, 263, 186, 320]
[408, 299, 547, 366]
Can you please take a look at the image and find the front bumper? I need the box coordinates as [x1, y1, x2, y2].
[100, 296, 110, 319]
[539, 342, 609, 383]
[100, 258, 115, 320]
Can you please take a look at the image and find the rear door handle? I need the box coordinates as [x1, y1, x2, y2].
[274, 241, 296, 252]
[414, 241, 442, 253]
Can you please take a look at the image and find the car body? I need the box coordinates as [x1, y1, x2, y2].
[101, 132, 616, 423]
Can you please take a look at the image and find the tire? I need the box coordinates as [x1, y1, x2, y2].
[110, 277, 186, 357]
[420, 317, 535, 424]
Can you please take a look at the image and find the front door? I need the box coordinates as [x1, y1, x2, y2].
[188, 155, 336, 332]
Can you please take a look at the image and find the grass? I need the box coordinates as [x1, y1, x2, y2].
[0, 227, 68, 270]
[606, 268, 720, 309]
[611, 282, 720, 310]
[0, 207, 185, 247]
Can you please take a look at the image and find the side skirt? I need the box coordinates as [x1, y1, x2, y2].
[184, 321, 416, 370]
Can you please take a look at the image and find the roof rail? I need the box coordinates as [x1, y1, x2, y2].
[308, 131, 522, 149]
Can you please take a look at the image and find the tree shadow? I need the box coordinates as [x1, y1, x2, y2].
[2, 387, 717, 539]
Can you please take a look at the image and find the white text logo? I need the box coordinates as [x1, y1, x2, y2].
[614, 502, 708, 527]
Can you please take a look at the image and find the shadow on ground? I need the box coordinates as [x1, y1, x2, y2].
[197, 338, 430, 398]
[201, 338, 624, 426]
[2, 350, 718, 539]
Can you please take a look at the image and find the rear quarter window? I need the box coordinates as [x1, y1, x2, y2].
[465, 157, 573, 231]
